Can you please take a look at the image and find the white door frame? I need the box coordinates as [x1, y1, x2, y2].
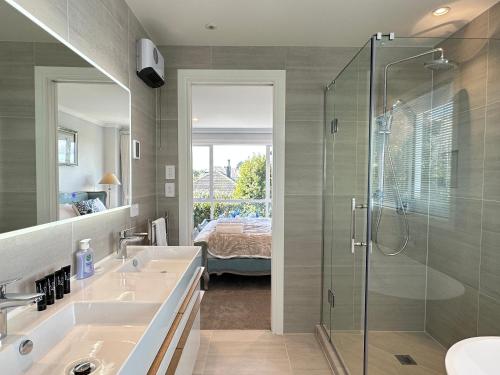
[34, 66, 126, 223]
[177, 69, 286, 334]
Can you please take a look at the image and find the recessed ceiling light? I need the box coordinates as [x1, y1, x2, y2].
[432, 6, 450, 16]
[192, 117, 199, 122]
[205, 23, 217, 30]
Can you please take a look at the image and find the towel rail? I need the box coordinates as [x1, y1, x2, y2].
[148, 211, 169, 245]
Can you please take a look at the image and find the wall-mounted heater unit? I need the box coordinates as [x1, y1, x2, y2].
[136, 38, 165, 88]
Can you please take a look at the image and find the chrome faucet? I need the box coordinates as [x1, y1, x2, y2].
[0, 278, 44, 341]
[117, 228, 148, 259]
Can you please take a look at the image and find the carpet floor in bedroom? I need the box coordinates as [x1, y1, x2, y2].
[201, 274, 271, 330]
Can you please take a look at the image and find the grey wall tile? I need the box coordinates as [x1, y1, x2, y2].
[159, 46, 211, 69]
[128, 10, 156, 116]
[429, 198, 481, 289]
[284, 265, 321, 333]
[13, 0, 68, 39]
[330, 265, 355, 330]
[100, 0, 128, 30]
[0, 222, 73, 294]
[478, 293, 500, 335]
[212, 46, 287, 69]
[489, 1, 500, 39]
[483, 101, 500, 201]
[284, 195, 322, 268]
[425, 278, 478, 348]
[159, 76, 178, 120]
[131, 106, 156, 199]
[34, 42, 91, 67]
[285, 121, 323, 196]
[487, 39, 500, 105]
[0, 192, 37, 233]
[428, 197, 482, 289]
[368, 250, 427, 331]
[479, 200, 500, 300]
[430, 107, 485, 200]
[452, 8, 489, 39]
[433, 38, 488, 113]
[72, 208, 130, 264]
[285, 47, 356, 71]
[285, 68, 329, 122]
[0, 42, 34, 117]
[367, 291, 425, 331]
[68, 0, 129, 86]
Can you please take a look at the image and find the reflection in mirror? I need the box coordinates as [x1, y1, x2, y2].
[0, 1, 131, 234]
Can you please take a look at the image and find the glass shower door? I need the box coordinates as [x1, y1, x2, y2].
[321, 86, 334, 340]
[322, 41, 372, 375]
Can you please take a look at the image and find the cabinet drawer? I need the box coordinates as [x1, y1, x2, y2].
[148, 267, 204, 375]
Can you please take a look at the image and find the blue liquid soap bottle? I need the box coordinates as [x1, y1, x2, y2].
[76, 238, 95, 279]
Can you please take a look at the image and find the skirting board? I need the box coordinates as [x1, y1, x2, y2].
[315, 325, 348, 375]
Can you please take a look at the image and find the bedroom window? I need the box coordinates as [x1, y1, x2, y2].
[193, 144, 272, 228]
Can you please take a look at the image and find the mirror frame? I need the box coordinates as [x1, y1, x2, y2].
[0, 0, 132, 240]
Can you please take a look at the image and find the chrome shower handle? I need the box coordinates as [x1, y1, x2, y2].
[350, 197, 367, 254]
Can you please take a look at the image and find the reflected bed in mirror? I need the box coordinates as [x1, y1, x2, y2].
[0, 1, 131, 234]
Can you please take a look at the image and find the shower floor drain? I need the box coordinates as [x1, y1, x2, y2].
[395, 354, 417, 365]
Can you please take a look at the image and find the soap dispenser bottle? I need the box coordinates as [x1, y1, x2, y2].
[76, 238, 95, 279]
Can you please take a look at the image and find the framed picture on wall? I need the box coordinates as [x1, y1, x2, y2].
[58, 127, 78, 166]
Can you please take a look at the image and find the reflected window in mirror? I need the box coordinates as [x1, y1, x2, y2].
[58, 127, 78, 166]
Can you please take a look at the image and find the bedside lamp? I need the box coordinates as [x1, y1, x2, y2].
[98, 172, 121, 208]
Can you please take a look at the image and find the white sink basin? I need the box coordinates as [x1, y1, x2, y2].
[117, 246, 200, 273]
[1, 302, 160, 375]
[446, 336, 500, 375]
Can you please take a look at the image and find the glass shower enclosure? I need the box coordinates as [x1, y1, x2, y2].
[321, 33, 495, 374]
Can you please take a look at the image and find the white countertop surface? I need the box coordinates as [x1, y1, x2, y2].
[1, 245, 202, 375]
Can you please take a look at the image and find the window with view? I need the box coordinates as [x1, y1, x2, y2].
[192, 144, 272, 229]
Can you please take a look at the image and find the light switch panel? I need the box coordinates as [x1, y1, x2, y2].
[165, 182, 175, 197]
[130, 203, 139, 217]
[165, 165, 176, 180]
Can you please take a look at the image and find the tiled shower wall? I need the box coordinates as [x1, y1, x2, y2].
[366, 2, 500, 345]
[156, 46, 358, 332]
[425, 2, 500, 348]
[0, 0, 156, 293]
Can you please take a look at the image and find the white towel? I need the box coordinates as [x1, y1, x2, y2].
[216, 223, 244, 234]
[153, 217, 167, 246]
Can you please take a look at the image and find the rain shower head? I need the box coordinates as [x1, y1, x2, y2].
[424, 50, 457, 71]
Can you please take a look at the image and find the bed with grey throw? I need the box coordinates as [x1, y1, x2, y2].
[193, 218, 272, 289]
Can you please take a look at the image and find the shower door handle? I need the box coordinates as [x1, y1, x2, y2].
[350, 197, 367, 254]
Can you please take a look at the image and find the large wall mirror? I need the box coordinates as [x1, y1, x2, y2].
[0, 1, 131, 234]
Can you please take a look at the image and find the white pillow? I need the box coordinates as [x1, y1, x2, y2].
[92, 198, 107, 212]
[59, 204, 78, 219]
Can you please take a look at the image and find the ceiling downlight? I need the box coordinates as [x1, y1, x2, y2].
[432, 6, 451, 16]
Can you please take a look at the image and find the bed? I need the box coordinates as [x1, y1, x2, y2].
[58, 191, 107, 219]
[193, 217, 272, 289]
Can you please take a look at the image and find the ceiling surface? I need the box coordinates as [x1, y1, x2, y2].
[57, 83, 130, 128]
[125, 0, 497, 47]
[192, 85, 273, 130]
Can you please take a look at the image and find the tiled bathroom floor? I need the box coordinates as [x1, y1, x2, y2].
[193, 330, 333, 375]
[333, 331, 447, 374]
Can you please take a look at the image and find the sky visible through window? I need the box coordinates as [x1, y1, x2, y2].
[193, 145, 266, 170]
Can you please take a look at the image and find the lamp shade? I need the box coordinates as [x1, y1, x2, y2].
[98, 172, 121, 185]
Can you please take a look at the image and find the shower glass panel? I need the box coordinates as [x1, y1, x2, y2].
[322, 32, 495, 374]
[322, 41, 371, 375]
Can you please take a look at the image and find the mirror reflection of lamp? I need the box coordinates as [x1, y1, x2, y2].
[98, 172, 121, 208]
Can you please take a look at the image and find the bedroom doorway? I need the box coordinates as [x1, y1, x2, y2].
[178, 70, 285, 334]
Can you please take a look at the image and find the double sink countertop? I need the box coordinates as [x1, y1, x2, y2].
[1, 246, 202, 375]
